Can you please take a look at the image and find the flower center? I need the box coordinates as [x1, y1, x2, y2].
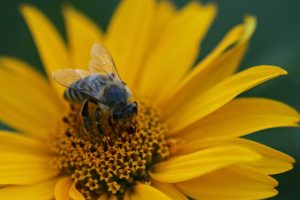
[51, 101, 172, 199]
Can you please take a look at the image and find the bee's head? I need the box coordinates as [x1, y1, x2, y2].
[113, 101, 138, 121]
[103, 84, 129, 108]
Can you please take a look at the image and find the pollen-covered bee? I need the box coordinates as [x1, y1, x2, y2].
[52, 43, 137, 134]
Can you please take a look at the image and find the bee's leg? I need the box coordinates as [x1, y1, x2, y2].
[108, 116, 116, 133]
[122, 120, 136, 134]
[94, 107, 104, 135]
[128, 122, 136, 134]
[81, 100, 93, 133]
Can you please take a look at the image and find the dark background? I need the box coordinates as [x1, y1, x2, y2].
[0, 0, 299, 199]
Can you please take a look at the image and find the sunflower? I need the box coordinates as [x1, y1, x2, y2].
[0, 0, 299, 199]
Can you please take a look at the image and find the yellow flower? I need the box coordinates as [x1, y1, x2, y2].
[0, 0, 299, 199]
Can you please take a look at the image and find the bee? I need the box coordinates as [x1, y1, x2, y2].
[52, 43, 138, 134]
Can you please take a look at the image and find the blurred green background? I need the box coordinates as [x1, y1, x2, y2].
[0, 0, 299, 199]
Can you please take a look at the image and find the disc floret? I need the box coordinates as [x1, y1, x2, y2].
[51, 101, 172, 199]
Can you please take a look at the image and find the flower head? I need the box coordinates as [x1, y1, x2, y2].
[0, 0, 299, 199]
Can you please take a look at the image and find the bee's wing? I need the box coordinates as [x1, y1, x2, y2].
[52, 68, 101, 100]
[89, 43, 122, 81]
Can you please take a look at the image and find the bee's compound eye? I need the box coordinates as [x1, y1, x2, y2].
[131, 102, 138, 114]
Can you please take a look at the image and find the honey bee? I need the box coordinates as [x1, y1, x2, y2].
[52, 43, 137, 134]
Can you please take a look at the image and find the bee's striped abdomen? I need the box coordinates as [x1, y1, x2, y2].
[64, 88, 86, 103]
[64, 75, 107, 103]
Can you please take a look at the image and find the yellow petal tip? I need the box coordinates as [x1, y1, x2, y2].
[206, 2, 218, 10]
[19, 3, 35, 14]
[259, 65, 288, 75]
[244, 14, 257, 24]
[204, 2, 218, 17]
[241, 15, 257, 41]
[277, 67, 288, 75]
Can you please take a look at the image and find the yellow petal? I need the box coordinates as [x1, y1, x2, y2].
[138, 2, 217, 102]
[124, 183, 172, 200]
[152, 181, 188, 200]
[105, 0, 155, 88]
[173, 98, 299, 140]
[176, 166, 278, 200]
[161, 16, 256, 110]
[229, 139, 295, 175]
[63, 5, 103, 68]
[0, 58, 63, 140]
[55, 177, 73, 200]
[165, 65, 287, 132]
[149, 0, 176, 44]
[69, 183, 85, 200]
[0, 57, 64, 114]
[0, 57, 64, 109]
[20, 4, 69, 96]
[0, 103, 49, 141]
[0, 130, 49, 155]
[0, 152, 58, 185]
[150, 146, 261, 183]
[0, 179, 57, 200]
[178, 137, 295, 175]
